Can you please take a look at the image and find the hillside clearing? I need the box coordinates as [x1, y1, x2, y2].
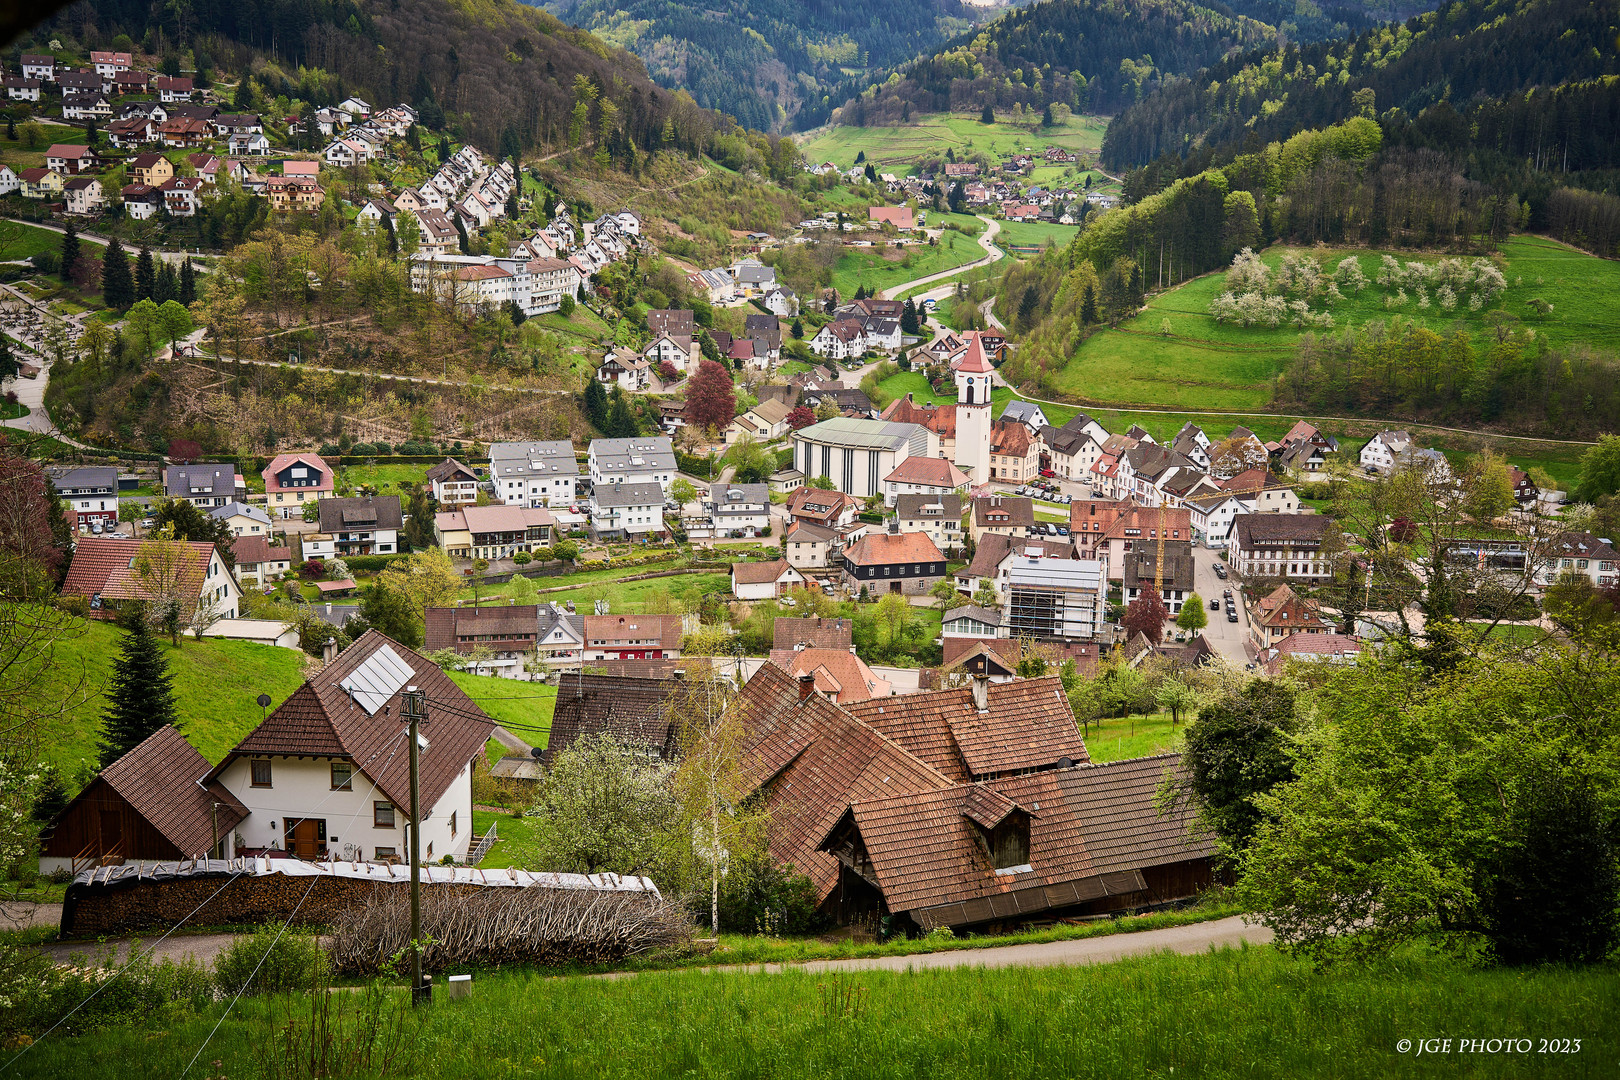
[800, 113, 1108, 175]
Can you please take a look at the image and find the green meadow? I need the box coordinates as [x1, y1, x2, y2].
[831, 232, 988, 297]
[800, 113, 1108, 175]
[1051, 235, 1620, 411]
[20, 946, 1620, 1079]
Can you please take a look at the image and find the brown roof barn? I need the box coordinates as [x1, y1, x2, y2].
[542, 672, 685, 765]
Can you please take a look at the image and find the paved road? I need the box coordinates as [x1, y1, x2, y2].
[1191, 547, 1250, 665]
[880, 215, 1003, 302]
[1, 217, 200, 265]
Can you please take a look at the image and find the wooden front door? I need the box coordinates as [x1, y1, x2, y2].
[285, 818, 326, 859]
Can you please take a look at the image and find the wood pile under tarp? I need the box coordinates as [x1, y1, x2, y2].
[327, 882, 694, 974]
[59, 857, 667, 939]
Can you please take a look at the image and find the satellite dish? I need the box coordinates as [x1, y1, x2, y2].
[256, 693, 272, 709]
[529, 746, 544, 759]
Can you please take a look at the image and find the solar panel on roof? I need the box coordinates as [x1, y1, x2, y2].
[340, 643, 415, 715]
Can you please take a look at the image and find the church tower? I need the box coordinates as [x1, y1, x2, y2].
[954, 336, 993, 484]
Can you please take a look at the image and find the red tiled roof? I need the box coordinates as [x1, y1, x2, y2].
[1099, 504, 1192, 541]
[231, 535, 288, 567]
[732, 558, 793, 585]
[1273, 632, 1361, 656]
[541, 673, 683, 766]
[882, 396, 956, 439]
[843, 530, 945, 567]
[261, 452, 332, 492]
[62, 536, 216, 606]
[772, 616, 853, 651]
[769, 648, 889, 704]
[883, 456, 969, 488]
[584, 613, 683, 649]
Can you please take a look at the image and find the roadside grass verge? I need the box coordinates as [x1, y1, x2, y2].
[22, 941, 1620, 1078]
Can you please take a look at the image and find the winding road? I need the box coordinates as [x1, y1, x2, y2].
[881, 215, 1004, 302]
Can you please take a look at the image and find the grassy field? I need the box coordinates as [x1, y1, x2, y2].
[1083, 710, 1185, 763]
[458, 561, 730, 615]
[1051, 235, 1620, 411]
[831, 234, 986, 298]
[447, 672, 556, 747]
[0, 220, 80, 265]
[30, 616, 309, 784]
[472, 808, 546, 868]
[335, 461, 435, 493]
[998, 219, 1081, 257]
[24, 946, 1620, 1079]
[799, 113, 1108, 175]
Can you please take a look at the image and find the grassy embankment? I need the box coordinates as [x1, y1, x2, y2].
[1050, 236, 1620, 414]
[27, 615, 309, 784]
[23, 946, 1620, 1079]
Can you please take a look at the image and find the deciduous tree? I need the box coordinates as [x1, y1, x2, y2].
[1121, 589, 1169, 644]
[686, 359, 737, 433]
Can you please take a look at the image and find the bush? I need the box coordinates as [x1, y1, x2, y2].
[2, 943, 212, 1042]
[300, 558, 325, 578]
[716, 854, 825, 937]
[343, 554, 409, 574]
[54, 594, 91, 617]
[213, 922, 329, 997]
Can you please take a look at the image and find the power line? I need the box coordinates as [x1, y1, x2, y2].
[2, 868, 247, 1074]
[178, 873, 322, 1080]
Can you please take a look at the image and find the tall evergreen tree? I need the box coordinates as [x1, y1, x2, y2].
[302, 110, 320, 152]
[99, 612, 178, 767]
[0, 335, 18, 381]
[607, 388, 638, 438]
[5, 116, 13, 141]
[134, 245, 155, 302]
[154, 260, 177, 304]
[1080, 282, 1098, 324]
[900, 298, 919, 335]
[980, 103, 995, 124]
[101, 238, 133, 310]
[439, 135, 451, 162]
[583, 377, 609, 430]
[59, 221, 79, 283]
[178, 257, 196, 305]
[454, 214, 469, 255]
[382, 214, 398, 258]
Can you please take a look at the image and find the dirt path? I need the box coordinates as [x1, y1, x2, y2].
[41, 932, 244, 968]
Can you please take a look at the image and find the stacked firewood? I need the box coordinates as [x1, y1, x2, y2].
[326, 885, 693, 974]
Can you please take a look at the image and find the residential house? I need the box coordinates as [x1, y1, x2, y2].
[61, 92, 112, 121]
[425, 605, 539, 679]
[745, 314, 783, 359]
[783, 521, 838, 568]
[597, 348, 651, 392]
[894, 493, 964, 554]
[112, 71, 150, 96]
[881, 456, 969, 508]
[867, 206, 915, 230]
[808, 318, 867, 360]
[153, 75, 194, 102]
[1247, 584, 1337, 652]
[841, 531, 946, 596]
[883, 395, 957, 461]
[160, 176, 204, 216]
[339, 96, 372, 118]
[773, 616, 854, 653]
[1185, 490, 1246, 548]
[589, 481, 667, 540]
[539, 674, 681, 766]
[62, 177, 104, 216]
[119, 183, 161, 219]
[999, 400, 1049, 433]
[261, 453, 333, 517]
[942, 604, 1004, 639]
[266, 176, 324, 213]
[307, 496, 403, 558]
[427, 458, 482, 508]
[56, 71, 104, 95]
[732, 558, 807, 600]
[158, 117, 209, 148]
[432, 504, 555, 561]
[1096, 505, 1193, 582]
[44, 144, 96, 175]
[232, 536, 293, 583]
[1209, 426, 1269, 479]
[1221, 468, 1303, 514]
[1262, 632, 1363, 674]
[164, 464, 242, 508]
[583, 614, 684, 662]
[1068, 498, 1133, 558]
[706, 483, 772, 538]
[763, 286, 798, 317]
[414, 208, 460, 255]
[1120, 547, 1196, 616]
[988, 420, 1038, 483]
[730, 259, 777, 297]
[0, 165, 15, 196]
[1535, 532, 1620, 589]
[229, 130, 271, 156]
[642, 333, 699, 376]
[1228, 514, 1334, 583]
[130, 152, 174, 188]
[535, 602, 588, 670]
[19, 55, 56, 83]
[18, 168, 63, 200]
[107, 116, 155, 147]
[971, 495, 1036, 544]
[209, 501, 273, 538]
[726, 399, 792, 445]
[787, 486, 859, 531]
[953, 533, 1073, 602]
[1041, 414, 1108, 481]
[490, 441, 578, 508]
[588, 437, 677, 494]
[771, 647, 890, 704]
[40, 725, 249, 873]
[1005, 554, 1107, 641]
[49, 466, 119, 529]
[90, 51, 133, 78]
[205, 631, 494, 862]
[62, 536, 241, 622]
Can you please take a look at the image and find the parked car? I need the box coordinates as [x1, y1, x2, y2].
[1056, 526, 1069, 536]
[1213, 565, 1228, 579]
[1040, 468, 1055, 478]
[1228, 611, 1239, 622]
[1210, 597, 1221, 610]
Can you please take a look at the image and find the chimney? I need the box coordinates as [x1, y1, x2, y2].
[971, 673, 989, 713]
[322, 636, 338, 667]
[325, 602, 332, 614]
[797, 672, 816, 702]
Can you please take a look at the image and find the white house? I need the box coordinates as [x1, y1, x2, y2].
[588, 437, 677, 494]
[426, 458, 483, 508]
[1360, 430, 1412, 473]
[731, 558, 805, 600]
[1535, 532, 1619, 589]
[489, 441, 578, 508]
[590, 481, 667, 540]
[48, 466, 118, 529]
[809, 319, 867, 360]
[725, 399, 792, 445]
[999, 400, 1049, 432]
[1186, 491, 1246, 548]
[0, 165, 17, 196]
[207, 633, 493, 863]
[209, 501, 274, 538]
[706, 483, 771, 538]
[306, 496, 402, 559]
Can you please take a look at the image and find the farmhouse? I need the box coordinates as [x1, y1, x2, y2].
[61, 536, 241, 622]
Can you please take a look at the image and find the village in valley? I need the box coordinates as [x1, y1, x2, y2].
[3, 2, 1620, 1075]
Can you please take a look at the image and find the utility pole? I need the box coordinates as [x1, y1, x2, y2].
[402, 686, 431, 1007]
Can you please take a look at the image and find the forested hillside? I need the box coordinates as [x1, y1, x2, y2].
[539, 0, 977, 132]
[62, 0, 744, 156]
[832, 0, 1276, 126]
[1102, 0, 1620, 169]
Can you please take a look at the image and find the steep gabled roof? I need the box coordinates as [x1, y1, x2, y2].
[772, 616, 854, 652]
[542, 673, 683, 766]
[208, 631, 495, 813]
[843, 531, 945, 567]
